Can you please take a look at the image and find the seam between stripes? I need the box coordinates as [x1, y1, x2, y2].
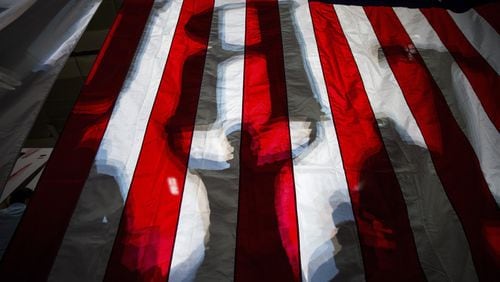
[101, 1, 185, 279]
[362, 7, 428, 279]
[232, 2, 246, 278]
[370, 12, 479, 278]
[373, 39, 457, 281]
[164, 1, 216, 280]
[279, 4, 303, 281]
[234, 1, 303, 280]
[65, 2, 157, 279]
[362, 6, 471, 280]
[400, 9, 479, 280]
[307, 3, 370, 279]
[426, 8, 500, 130]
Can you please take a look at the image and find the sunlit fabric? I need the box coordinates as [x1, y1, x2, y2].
[1, 0, 499, 281]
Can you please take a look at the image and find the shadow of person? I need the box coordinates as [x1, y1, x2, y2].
[330, 202, 365, 282]
[376, 117, 476, 281]
[309, 198, 364, 282]
[168, 1, 325, 281]
[308, 115, 479, 281]
[308, 117, 431, 281]
[49, 162, 126, 282]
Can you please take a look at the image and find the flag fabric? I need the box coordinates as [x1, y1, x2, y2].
[1, 0, 499, 281]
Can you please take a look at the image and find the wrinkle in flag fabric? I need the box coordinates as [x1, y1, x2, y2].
[0, 0, 499, 281]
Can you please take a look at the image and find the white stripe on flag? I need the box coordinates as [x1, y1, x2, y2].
[94, 0, 184, 198]
[448, 9, 500, 74]
[169, 1, 245, 281]
[334, 5, 426, 148]
[335, 5, 478, 281]
[283, 1, 363, 281]
[169, 170, 211, 281]
[395, 7, 500, 206]
[48, 1, 183, 281]
[26, 2, 497, 281]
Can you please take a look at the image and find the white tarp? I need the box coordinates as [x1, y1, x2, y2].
[0, 0, 36, 31]
[0, 0, 102, 197]
[0, 148, 52, 203]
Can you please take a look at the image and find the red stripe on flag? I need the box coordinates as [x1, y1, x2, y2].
[309, 3, 425, 281]
[420, 8, 500, 130]
[234, 0, 301, 280]
[474, 2, 500, 33]
[103, 0, 214, 281]
[364, 7, 500, 281]
[0, 1, 154, 280]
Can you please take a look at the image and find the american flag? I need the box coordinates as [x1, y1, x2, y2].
[1, 0, 499, 281]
